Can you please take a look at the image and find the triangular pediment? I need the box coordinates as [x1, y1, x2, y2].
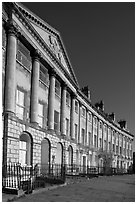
[30, 21, 71, 74]
[15, 3, 79, 87]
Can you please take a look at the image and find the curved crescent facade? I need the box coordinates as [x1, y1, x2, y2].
[2, 2, 134, 172]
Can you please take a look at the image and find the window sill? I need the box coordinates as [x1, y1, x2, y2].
[55, 94, 61, 100]
[39, 79, 49, 88]
[16, 59, 31, 72]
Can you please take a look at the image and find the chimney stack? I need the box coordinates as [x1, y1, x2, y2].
[95, 100, 104, 111]
[118, 120, 127, 129]
[81, 86, 91, 100]
[108, 112, 115, 121]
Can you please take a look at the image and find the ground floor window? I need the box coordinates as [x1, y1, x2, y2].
[19, 133, 32, 166]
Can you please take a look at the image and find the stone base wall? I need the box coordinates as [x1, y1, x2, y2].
[3, 113, 132, 168]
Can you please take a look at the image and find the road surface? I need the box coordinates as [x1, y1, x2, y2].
[15, 174, 135, 202]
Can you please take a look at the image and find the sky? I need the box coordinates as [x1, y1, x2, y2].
[22, 2, 135, 138]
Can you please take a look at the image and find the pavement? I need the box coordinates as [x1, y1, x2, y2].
[2, 174, 135, 202]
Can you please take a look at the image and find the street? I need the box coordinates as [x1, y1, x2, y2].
[15, 174, 135, 202]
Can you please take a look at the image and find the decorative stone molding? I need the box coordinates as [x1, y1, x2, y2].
[61, 81, 67, 90]
[5, 20, 20, 37]
[48, 68, 56, 77]
[32, 49, 41, 61]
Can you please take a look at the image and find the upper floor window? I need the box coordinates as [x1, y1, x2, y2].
[88, 112, 92, 121]
[66, 91, 70, 107]
[54, 111, 60, 131]
[113, 144, 115, 152]
[104, 125, 107, 132]
[108, 142, 111, 151]
[16, 40, 31, 70]
[99, 138, 102, 148]
[94, 117, 97, 125]
[81, 107, 86, 117]
[66, 118, 69, 136]
[81, 128, 85, 145]
[55, 79, 61, 97]
[104, 140, 107, 150]
[94, 135, 97, 148]
[100, 121, 102, 129]
[75, 100, 78, 113]
[88, 132, 91, 147]
[39, 64, 49, 85]
[75, 124, 78, 139]
[108, 128, 111, 135]
[16, 88, 25, 120]
[120, 146, 122, 155]
[116, 145, 118, 154]
[38, 102, 44, 128]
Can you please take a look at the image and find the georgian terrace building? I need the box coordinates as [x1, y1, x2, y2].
[2, 2, 134, 171]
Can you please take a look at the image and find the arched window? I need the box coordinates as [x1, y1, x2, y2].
[19, 132, 32, 166]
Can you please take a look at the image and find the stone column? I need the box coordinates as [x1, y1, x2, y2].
[78, 101, 82, 144]
[70, 93, 76, 140]
[85, 109, 88, 146]
[48, 69, 56, 130]
[92, 114, 94, 148]
[106, 125, 108, 152]
[101, 123, 104, 150]
[30, 50, 41, 124]
[60, 83, 67, 135]
[121, 135, 123, 156]
[114, 131, 116, 155]
[97, 118, 100, 149]
[118, 134, 120, 155]
[110, 128, 113, 152]
[5, 22, 18, 114]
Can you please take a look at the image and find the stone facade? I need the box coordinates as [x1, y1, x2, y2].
[2, 2, 134, 170]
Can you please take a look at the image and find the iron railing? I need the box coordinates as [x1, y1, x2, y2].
[2, 163, 65, 192]
[2, 163, 133, 193]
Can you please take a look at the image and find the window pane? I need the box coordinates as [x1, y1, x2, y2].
[20, 141, 27, 150]
[16, 105, 24, 119]
[75, 101, 78, 113]
[16, 89, 24, 106]
[19, 150, 26, 165]
[66, 118, 69, 136]
[66, 92, 70, 106]
[55, 80, 60, 96]
[54, 111, 59, 131]
[39, 64, 49, 85]
[75, 124, 77, 138]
